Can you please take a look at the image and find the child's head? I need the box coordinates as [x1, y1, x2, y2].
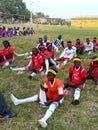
[47, 68, 58, 81]
[73, 57, 81, 67]
[92, 56, 98, 64]
[3, 40, 11, 48]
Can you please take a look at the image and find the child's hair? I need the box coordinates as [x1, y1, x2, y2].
[3, 40, 11, 47]
[49, 67, 58, 73]
[91, 56, 97, 60]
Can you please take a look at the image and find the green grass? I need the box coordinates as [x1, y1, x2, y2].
[0, 24, 98, 130]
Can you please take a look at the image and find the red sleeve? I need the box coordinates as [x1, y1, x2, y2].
[8, 47, 14, 54]
[44, 50, 49, 57]
[38, 54, 44, 65]
[81, 67, 87, 79]
[69, 65, 74, 74]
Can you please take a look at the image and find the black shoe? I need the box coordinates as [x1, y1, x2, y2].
[72, 99, 80, 105]
[28, 75, 32, 79]
[0, 111, 16, 118]
[9, 64, 16, 67]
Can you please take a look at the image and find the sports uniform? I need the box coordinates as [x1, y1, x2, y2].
[44, 78, 64, 101]
[69, 65, 87, 88]
[11, 68, 64, 128]
[64, 57, 87, 104]
[84, 38, 93, 53]
[88, 61, 98, 78]
[29, 53, 44, 72]
[59, 46, 77, 65]
[2, 46, 14, 62]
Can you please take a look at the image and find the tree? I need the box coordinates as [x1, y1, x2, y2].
[35, 12, 49, 18]
[0, 0, 30, 20]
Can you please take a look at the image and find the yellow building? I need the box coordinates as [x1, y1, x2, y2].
[71, 17, 98, 27]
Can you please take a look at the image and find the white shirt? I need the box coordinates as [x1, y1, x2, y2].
[59, 46, 77, 59]
[84, 42, 93, 51]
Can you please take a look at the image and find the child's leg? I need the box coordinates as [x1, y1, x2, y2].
[45, 58, 49, 75]
[73, 87, 81, 104]
[15, 52, 32, 57]
[10, 66, 28, 71]
[0, 92, 8, 114]
[38, 102, 58, 128]
[39, 89, 47, 105]
[10, 94, 38, 106]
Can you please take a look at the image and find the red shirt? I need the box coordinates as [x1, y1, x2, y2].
[92, 41, 98, 49]
[0, 50, 7, 64]
[69, 65, 87, 83]
[30, 53, 44, 71]
[48, 49, 54, 58]
[75, 42, 84, 48]
[1, 46, 14, 60]
[89, 61, 98, 77]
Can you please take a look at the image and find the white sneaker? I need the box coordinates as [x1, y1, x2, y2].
[38, 119, 47, 128]
[39, 103, 47, 108]
[10, 94, 20, 106]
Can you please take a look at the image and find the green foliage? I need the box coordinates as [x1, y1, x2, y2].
[0, 24, 98, 130]
[0, 0, 30, 20]
[35, 12, 49, 19]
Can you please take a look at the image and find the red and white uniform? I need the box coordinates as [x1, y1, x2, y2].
[92, 41, 98, 50]
[89, 61, 98, 77]
[29, 53, 44, 72]
[44, 78, 64, 100]
[1, 46, 14, 61]
[47, 49, 54, 58]
[69, 65, 87, 88]
[59, 46, 77, 61]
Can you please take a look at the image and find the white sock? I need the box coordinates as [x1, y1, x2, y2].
[49, 58, 56, 65]
[27, 60, 32, 67]
[40, 103, 57, 122]
[16, 52, 32, 56]
[63, 60, 67, 65]
[11, 94, 38, 105]
[45, 59, 49, 74]
[39, 89, 47, 104]
[74, 88, 81, 101]
[30, 72, 37, 77]
[11, 66, 28, 71]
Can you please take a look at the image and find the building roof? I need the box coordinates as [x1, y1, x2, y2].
[71, 16, 98, 20]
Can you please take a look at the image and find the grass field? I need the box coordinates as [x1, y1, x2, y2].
[0, 24, 98, 130]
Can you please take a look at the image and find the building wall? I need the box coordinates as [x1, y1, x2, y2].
[71, 18, 98, 27]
